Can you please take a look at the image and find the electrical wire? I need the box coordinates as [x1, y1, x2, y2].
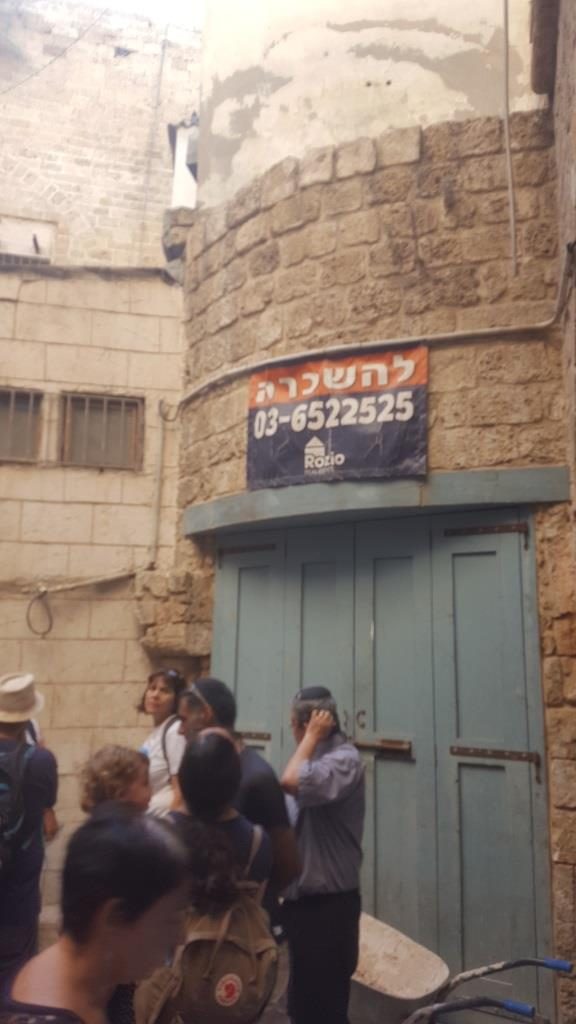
[0, 9, 108, 99]
[26, 591, 53, 638]
[502, 0, 518, 275]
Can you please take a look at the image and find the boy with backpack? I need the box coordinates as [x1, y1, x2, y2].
[0, 674, 58, 994]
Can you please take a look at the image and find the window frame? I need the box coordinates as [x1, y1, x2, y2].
[0, 387, 44, 463]
[59, 392, 145, 472]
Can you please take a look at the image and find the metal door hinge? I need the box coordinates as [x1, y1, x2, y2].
[444, 523, 529, 550]
[355, 738, 413, 759]
[450, 745, 541, 782]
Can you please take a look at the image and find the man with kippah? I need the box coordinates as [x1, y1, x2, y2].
[281, 687, 365, 1024]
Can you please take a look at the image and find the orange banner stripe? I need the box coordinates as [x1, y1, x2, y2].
[249, 347, 428, 408]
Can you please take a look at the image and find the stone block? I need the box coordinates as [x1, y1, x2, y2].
[552, 759, 576, 810]
[92, 310, 160, 352]
[512, 150, 553, 187]
[320, 252, 367, 288]
[0, 275, 21, 301]
[21, 638, 127, 685]
[339, 210, 380, 247]
[270, 190, 321, 235]
[46, 345, 128, 387]
[417, 233, 462, 267]
[284, 299, 313, 339]
[510, 110, 553, 151]
[30, 597, 91, 641]
[52, 681, 141, 727]
[15, 303, 93, 346]
[416, 164, 458, 199]
[467, 384, 543, 426]
[336, 138, 376, 179]
[477, 189, 539, 224]
[521, 220, 558, 258]
[429, 347, 477, 392]
[299, 146, 334, 187]
[380, 204, 415, 237]
[0, 338, 45, 381]
[129, 279, 180, 319]
[204, 205, 227, 246]
[562, 660, 576, 704]
[261, 158, 298, 208]
[554, 617, 576, 657]
[0, 500, 21, 542]
[67, 544, 140, 578]
[377, 126, 421, 167]
[365, 167, 414, 205]
[128, 351, 181, 391]
[205, 294, 239, 335]
[248, 242, 281, 277]
[547, 708, 576, 759]
[0, 540, 69, 579]
[543, 657, 565, 707]
[424, 118, 502, 161]
[275, 263, 319, 304]
[92, 503, 151, 546]
[369, 239, 415, 277]
[89, 599, 138, 639]
[323, 179, 363, 217]
[159, 318, 183, 354]
[239, 278, 274, 315]
[235, 213, 269, 254]
[21, 501, 92, 544]
[254, 306, 283, 348]
[460, 155, 508, 193]
[227, 180, 262, 228]
[460, 226, 514, 262]
[476, 341, 556, 384]
[348, 280, 402, 321]
[44, 277, 130, 313]
[123, 639, 153, 682]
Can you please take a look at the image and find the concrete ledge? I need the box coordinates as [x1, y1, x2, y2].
[183, 467, 570, 535]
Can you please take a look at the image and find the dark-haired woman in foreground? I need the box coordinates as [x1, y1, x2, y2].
[0, 805, 188, 1024]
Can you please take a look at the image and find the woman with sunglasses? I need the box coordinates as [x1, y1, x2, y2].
[138, 670, 186, 817]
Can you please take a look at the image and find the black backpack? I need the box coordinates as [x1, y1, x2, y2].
[0, 742, 34, 878]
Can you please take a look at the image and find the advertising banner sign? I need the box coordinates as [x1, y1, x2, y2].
[247, 346, 428, 490]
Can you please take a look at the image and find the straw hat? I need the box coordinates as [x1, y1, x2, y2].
[0, 674, 44, 723]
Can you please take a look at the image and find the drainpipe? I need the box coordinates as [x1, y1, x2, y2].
[531, 0, 560, 95]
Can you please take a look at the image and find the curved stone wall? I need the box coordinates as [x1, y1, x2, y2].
[178, 111, 564, 510]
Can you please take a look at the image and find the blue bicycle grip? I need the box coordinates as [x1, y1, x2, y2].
[543, 958, 573, 972]
[501, 999, 535, 1018]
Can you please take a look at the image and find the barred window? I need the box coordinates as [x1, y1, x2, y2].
[60, 393, 144, 470]
[0, 388, 43, 462]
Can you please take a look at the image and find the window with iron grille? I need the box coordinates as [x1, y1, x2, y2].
[0, 388, 43, 462]
[60, 393, 144, 470]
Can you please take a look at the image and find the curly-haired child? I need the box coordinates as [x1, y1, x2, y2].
[80, 745, 151, 813]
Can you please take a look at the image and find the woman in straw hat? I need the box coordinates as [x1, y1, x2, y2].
[0, 674, 57, 995]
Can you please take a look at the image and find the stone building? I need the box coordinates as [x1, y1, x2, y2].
[0, 0, 201, 925]
[157, 0, 576, 1019]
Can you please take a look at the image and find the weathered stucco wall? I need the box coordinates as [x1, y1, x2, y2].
[0, 0, 201, 265]
[198, 0, 544, 206]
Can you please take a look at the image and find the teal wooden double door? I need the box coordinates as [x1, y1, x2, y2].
[212, 511, 551, 1005]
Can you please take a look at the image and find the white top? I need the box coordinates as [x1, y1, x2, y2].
[141, 717, 186, 818]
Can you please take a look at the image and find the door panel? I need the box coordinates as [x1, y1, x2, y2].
[355, 522, 437, 949]
[283, 525, 355, 761]
[212, 533, 285, 768]
[432, 518, 540, 1005]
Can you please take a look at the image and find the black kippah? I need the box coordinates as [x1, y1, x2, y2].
[296, 686, 333, 701]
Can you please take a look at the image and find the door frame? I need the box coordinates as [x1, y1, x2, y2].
[211, 507, 553, 1009]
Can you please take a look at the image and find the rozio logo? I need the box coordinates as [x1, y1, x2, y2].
[304, 436, 346, 472]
